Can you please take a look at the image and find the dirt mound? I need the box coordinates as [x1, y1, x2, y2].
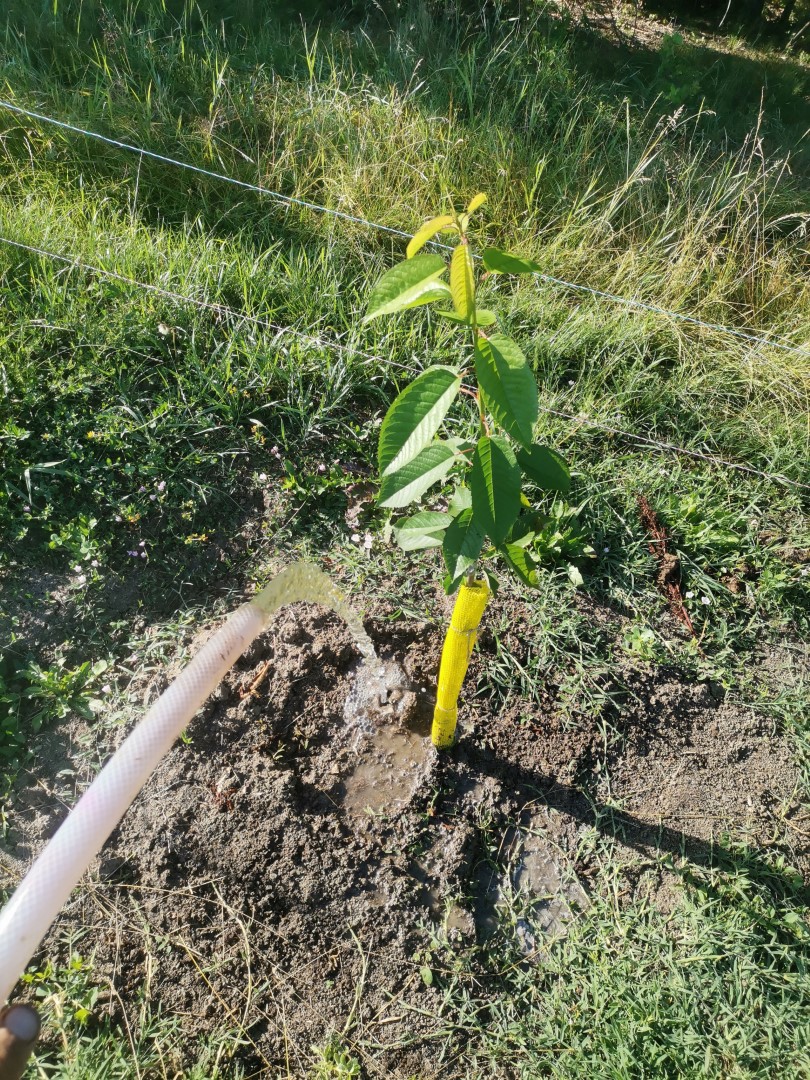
[24, 602, 808, 1077]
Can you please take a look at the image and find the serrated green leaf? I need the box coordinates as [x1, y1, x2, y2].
[448, 485, 472, 516]
[393, 511, 452, 551]
[366, 284, 451, 322]
[482, 247, 542, 275]
[500, 543, 538, 588]
[378, 366, 461, 477]
[467, 192, 488, 214]
[450, 243, 475, 319]
[407, 214, 456, 259]
[364, 255, 450, 322]
[378, 443, 457, 508]
[443, 508, 485, 582]
[516, 444, 571, 493]
[475, 335, 538, 448]
[470, 436, 521, 545]
[483, 567, 500, 594]
[510, 531, 535, 549]
[507, 513, 535, 547]
[436, 308, 497, 327]
[445, 436, 476, 456]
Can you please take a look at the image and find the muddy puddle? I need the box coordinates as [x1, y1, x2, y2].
[341, 659, 434, 815]
[473, 815, 591, 955]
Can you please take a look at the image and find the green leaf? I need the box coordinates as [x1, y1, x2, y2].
[407, 214, 456, 259]
[475, 335, 538, 448]
[470, 436, 521, 546]
[420, 965, 434, 987]
[483, 567, 500, 594]
[516, 444, 571, 493]
[442, 571, 458, 594]
[364, 255, 450, 322]
[378, 366, 461, 476]
[448, 485, 472, 516]
[482, 247, 542, 275]
[436, 308, 497, 327]
[393, 511, 452, 551]
[500, 543, 538, 588]
[568, 563, 585, 587]
[378, 443, 457, 508]
[445, 436, 476, 457]
[507, 513, 535, 547]
[467, 192, 487, 214]
[450, 244, 475, 319]
[443, 508, 485, 583]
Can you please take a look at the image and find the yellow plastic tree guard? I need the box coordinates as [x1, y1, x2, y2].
[432, 578, 491, 749]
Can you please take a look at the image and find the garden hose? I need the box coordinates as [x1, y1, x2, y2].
[432, 578, 490, 749]
[0, 563, 375, 1005]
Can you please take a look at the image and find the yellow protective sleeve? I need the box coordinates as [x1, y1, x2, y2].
[432, 579, 491, 749]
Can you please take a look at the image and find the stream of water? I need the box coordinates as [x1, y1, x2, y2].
[252, 561, 378, 662]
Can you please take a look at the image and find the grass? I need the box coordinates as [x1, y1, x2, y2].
[18, 927, 252, 1078]
[0, 0, 808, 1075]
[442, 849, 810, 1077]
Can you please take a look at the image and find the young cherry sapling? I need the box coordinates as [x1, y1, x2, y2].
[363, 194, 572, 748]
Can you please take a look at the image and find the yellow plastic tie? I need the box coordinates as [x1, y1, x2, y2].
[432, 578, 490, 749]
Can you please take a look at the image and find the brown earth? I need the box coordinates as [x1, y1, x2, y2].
[5, 595, 808, 1078]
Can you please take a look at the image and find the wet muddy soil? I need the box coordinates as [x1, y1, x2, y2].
[10, 600, 810, 1077]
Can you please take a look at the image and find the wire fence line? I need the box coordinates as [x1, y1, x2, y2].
[0, 100, 415, 239]
[1, 231, 807, 492]
[2, 98, 810, 362]
[0, 234, 384, 362]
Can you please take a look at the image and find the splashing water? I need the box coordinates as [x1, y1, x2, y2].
[254, 565, 431, 813]
[343, 659, 406, 736]
[252, 562, 377, 660]
[341, 658, 434, 814]
[252, 562, 389, 705]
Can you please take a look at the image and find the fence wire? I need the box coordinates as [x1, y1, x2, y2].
[2, 98, 809, 361]
[1, 231, 807, 492]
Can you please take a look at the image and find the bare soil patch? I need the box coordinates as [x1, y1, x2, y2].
[7, 598, 808, 1077]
